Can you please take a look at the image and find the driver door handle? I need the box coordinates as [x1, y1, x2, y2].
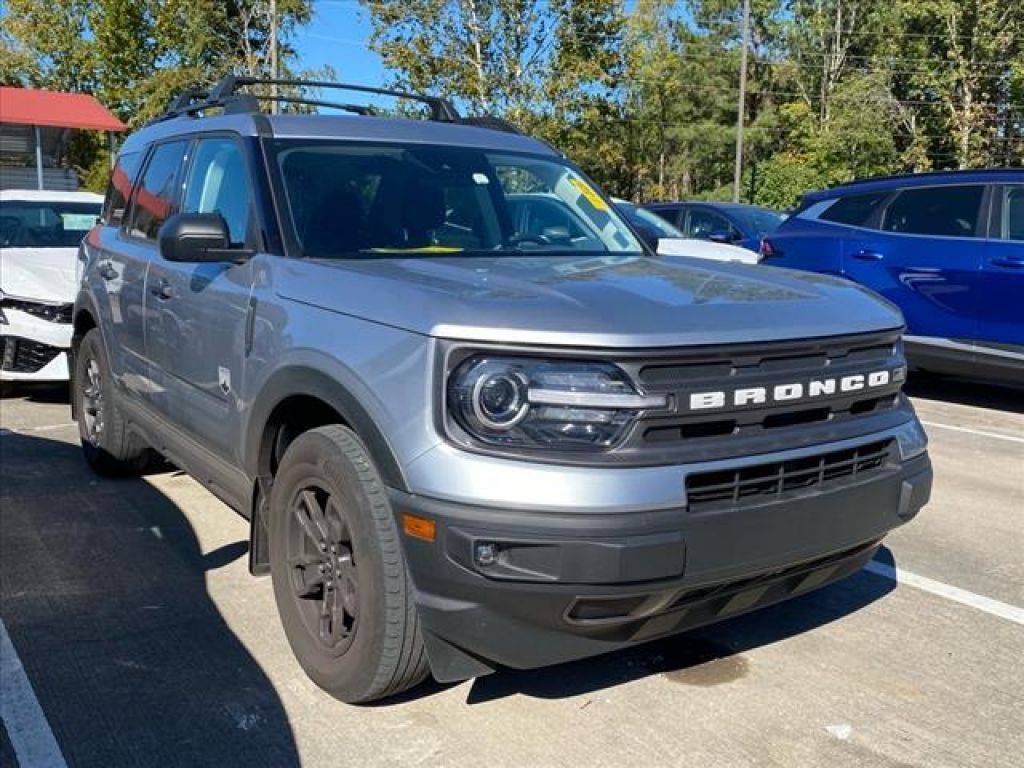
[991, 256, 1024, 269]
[851, 249, 885, 261]
[150, 278, 175, 300]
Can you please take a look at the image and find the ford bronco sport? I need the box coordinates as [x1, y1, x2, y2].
[73, 76, 932, 703]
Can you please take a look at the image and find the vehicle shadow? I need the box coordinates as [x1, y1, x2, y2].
[0, 380, 70, 404]
[0, 431, 300, 767]
[466, 547, 898, 704]
[905, 372, 1023, 414]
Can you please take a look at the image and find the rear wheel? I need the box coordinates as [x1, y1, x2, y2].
[74, 329, 150, 475]
[269, 425, 429, 703]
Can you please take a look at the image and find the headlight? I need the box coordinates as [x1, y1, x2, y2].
[448, 357, 668, 451]
[894, 418, 928, 460]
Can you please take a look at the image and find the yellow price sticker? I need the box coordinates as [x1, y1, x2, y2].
[569, 178, 610, 212]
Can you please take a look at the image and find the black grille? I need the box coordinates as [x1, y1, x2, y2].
[0, 298, 73, 324]
[0, 336, 63, 373]
[686, 439, 894, 512]
[622, 330, 905, 457]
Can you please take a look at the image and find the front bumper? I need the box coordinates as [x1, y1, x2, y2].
[0, 308, 73, 381]
[391, 450, 931, 682]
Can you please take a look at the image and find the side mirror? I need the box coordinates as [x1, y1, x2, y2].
[158, 212, 245, 263]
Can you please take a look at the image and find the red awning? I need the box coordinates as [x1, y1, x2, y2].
[0, 87, 126, 132]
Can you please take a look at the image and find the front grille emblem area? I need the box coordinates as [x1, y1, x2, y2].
[685, 367, 903, 412]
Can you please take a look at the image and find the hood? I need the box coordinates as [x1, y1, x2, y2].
[655, 238, 759, 264]
[0, 248, 79, 303]
[275, 254, 903, 348]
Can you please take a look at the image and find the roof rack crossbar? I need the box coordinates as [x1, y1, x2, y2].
[151, 74, 501, 130]
[227, 76, 460, 122]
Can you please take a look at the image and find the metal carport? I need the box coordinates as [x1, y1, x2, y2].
[0, 87, 126, 191]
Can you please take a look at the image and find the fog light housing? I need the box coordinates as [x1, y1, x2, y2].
[894, 419, 928, 461]
[474, 542, 500, 567]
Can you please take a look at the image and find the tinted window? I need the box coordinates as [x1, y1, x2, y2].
[745, 208, 785, 236]
[647, 206, 683, 227]
[127, 141, 188, 240]
[1004, 187, 1024, 241]
[687, 208, 732, 238]
[882, 185, 984, 238]
[182, 138, 252, 245]
[102, 152, 143, 226]
[0, 200, 102, 248]
[618, 202, 685, 238]
[820, 192, 889, 227]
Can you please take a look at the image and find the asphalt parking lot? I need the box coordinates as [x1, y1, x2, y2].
[1, 376, 1021, 768]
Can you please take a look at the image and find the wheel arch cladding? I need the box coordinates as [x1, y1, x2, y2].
[246, 366, 409, 493]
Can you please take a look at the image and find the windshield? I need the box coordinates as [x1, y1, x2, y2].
[0, 200, 100, 248]
[272, 141, 644, 257]
[616, 201, 685, 238]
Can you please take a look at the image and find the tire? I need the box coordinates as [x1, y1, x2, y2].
[269, 425, 429, 703]
[74, 329, 150, 476]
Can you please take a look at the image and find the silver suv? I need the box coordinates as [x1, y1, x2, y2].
[74, 77, 932, 702]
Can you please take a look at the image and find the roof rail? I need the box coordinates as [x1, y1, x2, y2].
[149, 74, 463, 125]
[831, 167, 1011, 188]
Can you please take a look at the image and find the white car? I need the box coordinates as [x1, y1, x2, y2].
[1, 189, 103, 384]
[613, 199, 761, 265]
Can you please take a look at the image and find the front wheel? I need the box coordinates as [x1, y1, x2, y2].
[269, 425, 429, 703]
[74, 329, 150, 476]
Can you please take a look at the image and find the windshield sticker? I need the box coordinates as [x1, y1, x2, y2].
[61, 213, 97, 230]
[569, 178, 609, 212]
[367, 246, 465, 254]
[472, 173, 490, 185]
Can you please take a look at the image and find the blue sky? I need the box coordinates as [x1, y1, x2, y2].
[294, 1, 385, 83]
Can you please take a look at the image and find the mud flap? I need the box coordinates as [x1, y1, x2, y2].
[248, 474, 272, 576]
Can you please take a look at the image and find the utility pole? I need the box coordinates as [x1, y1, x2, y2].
[270, 0, 279, 115]
[732, 0, 750, 203]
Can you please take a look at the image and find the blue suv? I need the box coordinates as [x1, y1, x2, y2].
[763, 170, 1024, 385]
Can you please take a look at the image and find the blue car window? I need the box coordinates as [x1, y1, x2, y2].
[687, 208, 732, 238]
[1004, 187, 1024, 241]
[820, 192, 889, 227]
[882, 185, 984, 238]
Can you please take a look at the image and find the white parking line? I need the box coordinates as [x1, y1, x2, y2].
[0, 620, 68, 768]
[920, 420, 1024, 445]
[0, 422, 77, 436]
[865, 560, 1024, 626]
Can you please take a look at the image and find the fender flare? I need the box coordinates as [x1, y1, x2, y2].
[243, 365, 408, 492]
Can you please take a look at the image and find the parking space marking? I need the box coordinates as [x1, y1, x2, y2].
[920, 420, 1024, 445]
[0, 423, 77, 436]
[866, 560, 1024, 626]
[0, 620, 68, 768]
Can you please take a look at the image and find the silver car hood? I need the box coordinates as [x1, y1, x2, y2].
[276, 254, 903, 348]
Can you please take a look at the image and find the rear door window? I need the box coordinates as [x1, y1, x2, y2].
[820, 192, 889, 227]
[126, 141, 189, 241]
[881, 185, 984, 238]
[650, 206, 684, 228]
[686, 208, 732, 238]
[1002, 186, 1024, 241]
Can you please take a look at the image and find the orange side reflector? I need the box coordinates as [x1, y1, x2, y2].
[402, 513, 436, 543]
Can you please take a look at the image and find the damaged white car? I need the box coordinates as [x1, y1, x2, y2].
[1, 189, 102, 384]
